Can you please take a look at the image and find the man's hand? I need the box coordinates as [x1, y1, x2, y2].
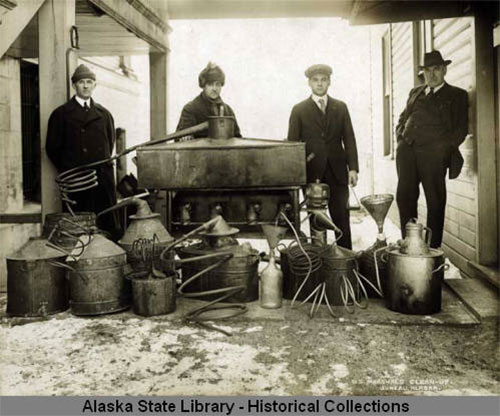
[348, 170, 358, 187]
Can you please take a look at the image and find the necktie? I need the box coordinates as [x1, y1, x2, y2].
[428, 87, 434, 97]
[318, 98, 326, 113]
[84, 102, 89, 112]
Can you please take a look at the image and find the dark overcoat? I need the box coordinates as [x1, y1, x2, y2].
[46, 97, 119, 236]
[176, 93, 242, 138]
[396, 82, 468, 179]
[287, 96, 359, 184]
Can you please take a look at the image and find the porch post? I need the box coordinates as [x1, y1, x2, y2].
[473, 6, 498, 265]
[38, 0, 76, 219]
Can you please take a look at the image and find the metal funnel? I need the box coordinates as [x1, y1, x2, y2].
[261, 224, 288, 250]
[200, 215, 239, 237]
[360, 194, 394, 234]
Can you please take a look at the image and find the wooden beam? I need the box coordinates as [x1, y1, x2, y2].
[149, 51, 168, 139]
[38, 0, 77, 220]
[473, 6, 498, 265]
[0, 0, 44, 59]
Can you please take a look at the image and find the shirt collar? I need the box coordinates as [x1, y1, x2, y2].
[426, 82, 445, 95]
[74, 95, 91, 108]
[311, 94, 328, 105]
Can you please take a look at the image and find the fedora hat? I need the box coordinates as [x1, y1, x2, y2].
[418, 50, 451, 69]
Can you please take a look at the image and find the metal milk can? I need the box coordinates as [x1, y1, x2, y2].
[386, 222, 445, 315]
[260, 251, 283, 309]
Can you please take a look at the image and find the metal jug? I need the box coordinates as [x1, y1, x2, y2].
[260, 251, 283, 309]
[399, 221, 431, 255]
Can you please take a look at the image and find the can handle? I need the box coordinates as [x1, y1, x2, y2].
[432, 263, 449, 274]
[47, 260, 88, 284]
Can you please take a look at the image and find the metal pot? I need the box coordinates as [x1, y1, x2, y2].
[128, 271, 176, 317]
[6, 238, 69, 317]
[386, 248, 445, 315]
[207, 116, 235, 139]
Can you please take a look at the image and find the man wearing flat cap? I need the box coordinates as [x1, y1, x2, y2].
[46, 63, 120, 239]
[176, 62, 241, 138]
[288, 64, 359, 249]
[395, 50, 469, 248]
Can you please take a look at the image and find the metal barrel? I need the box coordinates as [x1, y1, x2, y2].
[68, 252, 130, 315]
[42, 212, 96, 249]
[6, 238, 69, 317]
[128, 271, 176, 317]
[177, 247, 259, 303]
[386, 249, 444, 315]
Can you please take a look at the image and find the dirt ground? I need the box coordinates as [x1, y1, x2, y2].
[0, 309, 498, 396]
[0, 213, 498, 396]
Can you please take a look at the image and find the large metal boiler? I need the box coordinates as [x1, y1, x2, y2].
[136, 116, 306, 234]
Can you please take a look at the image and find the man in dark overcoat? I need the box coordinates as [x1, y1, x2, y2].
[176, 62, 241, 138]
[46, 64, 120, 239]
[287, 64, 359, 249]
[395, 50, 469, 248]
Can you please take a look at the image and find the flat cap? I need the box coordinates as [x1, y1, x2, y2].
[305, 64, 332, 78]
[71, 64, 96, 83]
[199, 62, 225, 88]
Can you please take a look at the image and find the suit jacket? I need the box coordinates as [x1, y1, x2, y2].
[176, 93, 241, 138]
[396, 83, 469, 179]
[287, 96, 358, 184]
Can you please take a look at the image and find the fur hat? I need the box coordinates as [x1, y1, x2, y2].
[71, 64, 96, 83]
[199, 62, 225, 88]
[305, 64, 332, 79]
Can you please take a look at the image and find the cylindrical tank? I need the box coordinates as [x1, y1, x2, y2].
[386, 248, 444, 315]
[128, 271, 176, 317]
[177, 243, 259, 303]
[67, 233, 130, 315]
[42, 212, 96, 249]
[6, 238, 69, 317]
[207, 116, 235, 139]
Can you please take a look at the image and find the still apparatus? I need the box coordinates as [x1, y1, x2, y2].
[136, 116, 306, 235]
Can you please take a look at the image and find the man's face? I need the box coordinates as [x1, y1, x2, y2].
[73, 78, 96, 100]
[423, 65, 447, 88]
[203, 81, 222, 100]
[308, 74, 331, 96]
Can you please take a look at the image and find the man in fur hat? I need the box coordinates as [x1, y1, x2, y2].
[395, 50, 469, 248]
[46, 64, 120, 239]
[287, 64, 359, 249]
[176, 62, 241, 138]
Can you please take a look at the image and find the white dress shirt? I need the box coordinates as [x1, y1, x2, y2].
[311, 94, 328, 112]
[425, 82, 444, 95]
[75, 96, 91, 109]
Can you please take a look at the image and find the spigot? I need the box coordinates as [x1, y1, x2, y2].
[247, 202, 261, 225]
[180, 203, 192, 225]
[210, 203, 223, 218]
[276, 203, 292, 225]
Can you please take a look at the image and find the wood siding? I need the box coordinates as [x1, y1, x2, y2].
[433, 17, 476, 273]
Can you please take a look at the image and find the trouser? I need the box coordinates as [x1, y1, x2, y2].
[321, 163, 352, 249]
[396, 141, 449, 248]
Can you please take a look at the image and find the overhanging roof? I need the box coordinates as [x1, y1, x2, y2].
[166, 0, 483, 23]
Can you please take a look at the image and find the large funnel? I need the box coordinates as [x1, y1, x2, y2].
[261, 224, 288, 250]
[309, 210, 341, 233]
[360, 194, 394, 234]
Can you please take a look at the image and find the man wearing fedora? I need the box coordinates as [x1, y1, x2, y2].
[176, 62, 241, 139]
[287, 64, 359, 249]
[395, 50, 469, 248]
[46, 64, 120, 239]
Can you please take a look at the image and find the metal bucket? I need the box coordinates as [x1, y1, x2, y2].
[6, 238, 69, 317]
[281, 245, 359, 306]
[67, 234, 130, 315]
[386, 248, 444, 315]
[177, 245, 259, 303]
[42, 212, 96, 249]
[128, 271, 176, 317]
